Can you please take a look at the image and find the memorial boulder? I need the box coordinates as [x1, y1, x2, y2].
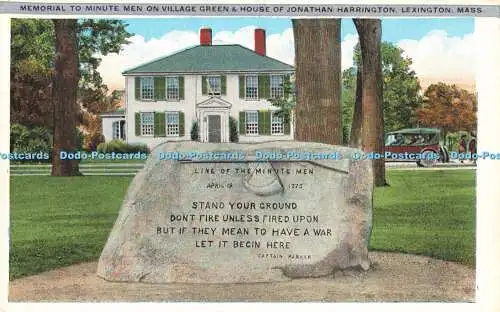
[97, 141, 373, 283]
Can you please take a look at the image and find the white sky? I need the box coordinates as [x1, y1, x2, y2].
[97, 26, 476, 92]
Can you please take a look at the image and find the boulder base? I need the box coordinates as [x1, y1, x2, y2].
[97, 141, 373, 283]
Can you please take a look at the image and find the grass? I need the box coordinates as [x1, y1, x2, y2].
[9, 176, 133, 280]
[9, 170, 476, 280]
[370, 170, 476, 266]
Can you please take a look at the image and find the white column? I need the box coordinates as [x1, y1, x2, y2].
[223, 111, 229, 143]
[475, 17, 500, 311]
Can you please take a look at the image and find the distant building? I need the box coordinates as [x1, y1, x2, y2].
[100, 27, 295, 149]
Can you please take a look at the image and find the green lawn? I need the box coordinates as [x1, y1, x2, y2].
[9, 176, 132, 280]
[9, 170, 476, 280]
[370, 170, 475, 266]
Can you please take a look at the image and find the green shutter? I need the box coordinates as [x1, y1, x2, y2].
[239, 76, 245, 98]
[154, 77, 165, 101]
[258, 75, 270, 100]
[202, 76, 207, 95]
[178, 76, 184, 100]
[179, 112, 185, 137]
[258, 110, 270, 135]
[154, 112, 166, 137]
[284, 110, 291, 135]
[239, 112, 246, 135]
[135, 113, 141, 136]
[265, 111, 271, 135]
[135, 77, 141, 100]
[221, 75, 227, 95]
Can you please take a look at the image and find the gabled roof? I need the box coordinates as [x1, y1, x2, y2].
[123, 44, 294, 75]
[196, 96, 232, 109]
[101, 108, 126, 117]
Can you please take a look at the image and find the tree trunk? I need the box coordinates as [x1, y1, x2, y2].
[349, 58, 363, 148]
[354, 19, 387, 187]
[51, 19, 81, 176]
[292, 19, 342, 145]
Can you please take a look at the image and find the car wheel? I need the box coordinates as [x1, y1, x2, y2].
[419, 150, 439, 167]
[440, 146, 449, 163]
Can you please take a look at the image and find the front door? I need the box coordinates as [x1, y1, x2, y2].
[207, 115, 221, 143]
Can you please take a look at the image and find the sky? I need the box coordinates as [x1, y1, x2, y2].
[98, 18, 476, 92]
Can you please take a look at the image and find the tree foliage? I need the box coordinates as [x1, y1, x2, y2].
[11, 19, 132, 175]
[343, 41, 423, 139]
[10, 19, 55, 128]
[10, 19, 133, 126]
[416, 83, 477, 138]
[268, 78, 296, 125]
[76, 20, 132, 114]
[341, 67, 356, 144]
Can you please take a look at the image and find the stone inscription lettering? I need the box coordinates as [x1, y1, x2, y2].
[193, 166, 314, 175]
[190, 201, 298, 210]
[159, 200, 332, 256]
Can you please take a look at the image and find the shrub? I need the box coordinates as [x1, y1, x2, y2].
[125, 143, 149, 154]
[229, 116, 239, 143]
[97, 140, 149, 154]
[191, 120, 200, 141]
[342, 125, 350, 146]
[84, 133, 105, 151]
[446, 132, 469, 152]
[10, 123, 30, 152]
[75, 128, 85, 151]
[10, 123, 52, 163]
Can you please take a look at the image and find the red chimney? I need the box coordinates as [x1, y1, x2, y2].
[200, 27, 212, 46]
[254, 28, 266, 56]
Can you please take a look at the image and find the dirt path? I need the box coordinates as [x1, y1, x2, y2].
[9, 252, 475, 302]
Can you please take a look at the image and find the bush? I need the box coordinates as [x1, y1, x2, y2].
[229, 116, 239, 142]
[75, 128, 85, 151]
[10, 123, 52, 163]
[342, 125, 351, 146]
[446, 131, 469, 152]
[191, 120, 200, 141]
[84, 133, 105, 151]
[96, 140, 149, 154]
[125, 143, 149, 154]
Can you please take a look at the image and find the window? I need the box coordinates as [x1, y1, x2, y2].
[245, 75, 258, 100]
[206, 76, 221, 96]
[166, 77, 179, 100]
[166, 112, 180, 136]
[112, 120, 126, 140]
[270, 75, 284, 99]
[245, 111, 259, 135]
[140, 77, 154, 100]
[141, 112, 154, 136]
[271, 112, 284, 135]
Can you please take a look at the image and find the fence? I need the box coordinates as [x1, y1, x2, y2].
[9, 163, 144, 176]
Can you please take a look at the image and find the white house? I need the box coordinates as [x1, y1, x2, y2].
[101, 27, 295, 149]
